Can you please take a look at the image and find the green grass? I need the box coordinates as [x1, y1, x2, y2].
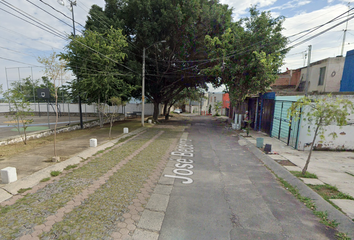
[345, 172, 354, 177]
[314, 211, 339, 228]
[50, 171, 61, 177]
[308, 184, 354, 201]
[290, 171, 318, 179]
[336, 232, 352, 240]
[17, 188, 32, 194]
[40, 177, 51, 182]
[64, 164, 78, 171]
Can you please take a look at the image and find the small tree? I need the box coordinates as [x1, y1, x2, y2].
[38, 52, 69, 161]
[3, 87, 34, 145]
[214, 101, 223, 116]
[208, 104, 212, 114]
[288, 95, 354, 175]
[108, 97, 126, 139]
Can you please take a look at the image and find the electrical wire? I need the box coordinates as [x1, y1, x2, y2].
[0, 56, 43, 67]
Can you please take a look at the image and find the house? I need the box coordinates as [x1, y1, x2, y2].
[298, 56, 345, 93]
[340, 49, 354, 92]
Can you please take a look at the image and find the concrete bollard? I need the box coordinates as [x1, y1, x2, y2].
[123, 127, 129, 134]
[1, 167, 17, 184]
[90, 138, 97, 147]
[256, 138, 264, 148]
[148, 119, 152, 124]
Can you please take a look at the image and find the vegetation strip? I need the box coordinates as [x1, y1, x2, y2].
[16, 130, 164, 239]
[0, 129, 152, 239]
[40, 130, 179, 239]
[110, 134, 179, 239]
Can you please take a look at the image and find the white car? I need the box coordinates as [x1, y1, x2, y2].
[173, 109, 182, 114]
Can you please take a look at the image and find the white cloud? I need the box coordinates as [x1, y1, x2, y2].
[219, 0, 277, 19]
[281, 3, 354, 71]
[0, 0, 105, 93]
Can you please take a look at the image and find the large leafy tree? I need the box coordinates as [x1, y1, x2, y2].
[60, 27, 136, 126]
[85, 0, 232, 120]
[204, 7, 288, 108]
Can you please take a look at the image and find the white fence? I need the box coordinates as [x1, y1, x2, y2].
[0, 102, 156, 116]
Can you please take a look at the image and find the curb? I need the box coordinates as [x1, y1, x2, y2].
[240, 135, 354, 239]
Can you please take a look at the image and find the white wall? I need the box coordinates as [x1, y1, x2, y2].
[0, 102, 156, 116]
[300, 57, 344, 93]
[297, 95, 354, 150]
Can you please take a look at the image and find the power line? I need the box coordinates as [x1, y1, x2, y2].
[0, 0, 68, 40]
[0, 56, 43, 67]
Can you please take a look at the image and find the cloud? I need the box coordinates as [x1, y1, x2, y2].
[219, 0, 277, 19]
[0, 0, 105, 92]
[281, 3, 354, 71]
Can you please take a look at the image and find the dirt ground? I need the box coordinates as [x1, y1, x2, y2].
[0, 114, 187, 186]
[0, 118, 144, 185]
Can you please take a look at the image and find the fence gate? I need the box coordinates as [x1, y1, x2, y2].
[271, 100, 300, 149]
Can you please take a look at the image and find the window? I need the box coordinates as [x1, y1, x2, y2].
[318, 67, 326, 86]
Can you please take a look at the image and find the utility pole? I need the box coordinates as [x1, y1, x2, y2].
[304, 45, 312, 96]
[340, 2, 350, 56]
[57, 0, 83, 129]
[142, 47, 146, 127]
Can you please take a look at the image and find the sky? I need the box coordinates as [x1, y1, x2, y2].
[1, 0, 354, 96]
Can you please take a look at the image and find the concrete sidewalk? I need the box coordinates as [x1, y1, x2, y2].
[243, 129, 354, 220]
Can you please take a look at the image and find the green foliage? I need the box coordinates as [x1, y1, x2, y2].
[40, 177, 51, 182]
[214, 101, 223, 115]
[17, 188, 32, 194]
[335, 232, 351, 240]
[314, 211, 339, 228]
[288, 95, 354, 174]
[50, 171, 61, 177]
[64, 164, 79, 171]
[85, 0, 233, 120]
[208, 104, 212, 114]
[3, 87, 34, 145]
[290, 171, 318, 179]
[60, 28, 134, 106]
[203, 6, 288, 104]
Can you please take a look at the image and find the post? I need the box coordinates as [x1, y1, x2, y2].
[142, 47, 145, 127]
[304, 45, 312, 96]
[70, 0, 83, 129]
[341, 3, 350, 56]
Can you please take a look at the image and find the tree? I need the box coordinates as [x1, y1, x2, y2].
[214, 101, 223, 116]
[85, 0, 233, 121]
[204, 6, 288, 110]
[3, 86, 34, 145]
[108, 97, 126, 138]
[288, 95, 354, 175]
[38, 52, 69, 161]
[60, 27, 135, 127]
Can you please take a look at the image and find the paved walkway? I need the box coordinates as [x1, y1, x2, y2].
[243, 129, 354, 221]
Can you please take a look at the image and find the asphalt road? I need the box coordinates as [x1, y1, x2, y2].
[159, 116, 336, 240]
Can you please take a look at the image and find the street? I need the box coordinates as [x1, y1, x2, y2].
[159, 116, 336, 240]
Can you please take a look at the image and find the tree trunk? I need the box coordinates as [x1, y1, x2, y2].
[163, 102, 168, 116]
[302, 123, 321, 175]
[153, 101, 160, 121]
[54, 88, 58, 157]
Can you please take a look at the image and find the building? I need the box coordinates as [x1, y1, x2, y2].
[340, 49, 354, 92]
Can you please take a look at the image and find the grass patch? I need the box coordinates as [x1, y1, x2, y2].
[308, 184, 354, 201]
[40, 177, 51, 182]
[50, 171, 61, 177]
[290, 171, 318, 179]
[93, 150, 104, 156]
[335, 232, 351, 240]
[64, 164, 78, 171]
[0, 206, 11, 214]
[314, 211, 339, 228]
[0, 119, 142, 158]
[17, 188, 32, 194]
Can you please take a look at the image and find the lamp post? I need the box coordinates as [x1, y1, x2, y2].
[142, 40, 166, 126]
[57, 0, 83, 129]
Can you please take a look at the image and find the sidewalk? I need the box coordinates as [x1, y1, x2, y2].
[243, 129, 354, 220]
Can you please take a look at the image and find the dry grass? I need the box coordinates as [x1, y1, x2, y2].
[0, 120, 142, 158]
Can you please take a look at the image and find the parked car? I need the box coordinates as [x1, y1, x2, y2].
[173, 109, 182, 114]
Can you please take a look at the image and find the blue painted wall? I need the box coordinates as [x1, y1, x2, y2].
[340, 49, 354, 92]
